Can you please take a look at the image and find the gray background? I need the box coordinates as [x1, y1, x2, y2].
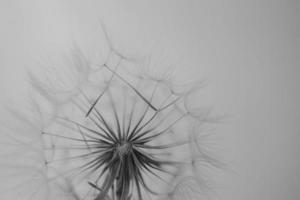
[0, 0, 299, 200]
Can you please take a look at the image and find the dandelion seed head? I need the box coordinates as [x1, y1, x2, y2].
[36, 49, 219, 200]
[17, 24, 222, 200]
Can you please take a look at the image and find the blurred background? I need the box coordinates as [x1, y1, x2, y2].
[0, 0, 299, 199]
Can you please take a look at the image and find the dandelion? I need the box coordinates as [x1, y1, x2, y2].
[39, 48, 219, 200]
[2, 24, 220, 200]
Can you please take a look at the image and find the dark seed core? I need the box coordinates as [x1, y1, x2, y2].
[116, 141, 132, 157]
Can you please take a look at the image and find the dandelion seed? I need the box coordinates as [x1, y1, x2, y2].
[28, 45, 95, 107]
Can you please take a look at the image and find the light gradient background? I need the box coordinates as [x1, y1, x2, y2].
[0, 1, 299, 200]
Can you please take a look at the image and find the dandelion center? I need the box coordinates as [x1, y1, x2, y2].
[116, 141, 132, 157]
